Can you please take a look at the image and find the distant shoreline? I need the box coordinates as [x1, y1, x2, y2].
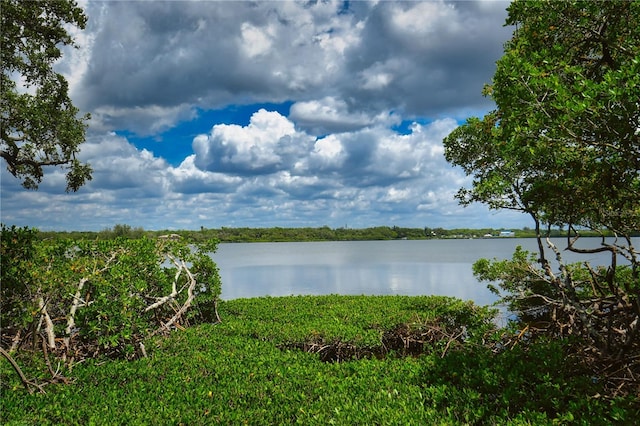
[32, 225, 637, 243]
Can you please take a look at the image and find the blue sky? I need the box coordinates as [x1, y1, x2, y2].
[117, 102, 296, 166]
[1, 0, 531, 231]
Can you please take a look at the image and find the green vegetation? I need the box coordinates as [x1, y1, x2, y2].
[36, 224, 637, 243]
[39, 224, 500, 242]
[1, 225, 221, 379]
[3, 226, 637, 423]
[3, 296, 638, 425]
[3, 1, 639, 423]
[1, 0, 92, 191]
[444, 0, 640, 403]
[444, 0, 640, 233]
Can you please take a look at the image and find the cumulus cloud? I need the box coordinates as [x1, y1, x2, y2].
[187, 112, 465, 213]
[71, 0, 366, 131]
[88, 104, 200, 136]
[64, 0, 510, 133]
[2, 0, 532, 231]
[342, 1, 511, 118]
[169, 155, 244, 194]
[192, 109, 314, 175]
[289, 96, 399, 135]
[240, 22, 275, 58]
[76, 133, 169, 197]
[306, 134, 347, 172]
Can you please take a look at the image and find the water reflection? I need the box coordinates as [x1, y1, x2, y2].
[215, 240, 498, 305]
[213, 238, 638, 305]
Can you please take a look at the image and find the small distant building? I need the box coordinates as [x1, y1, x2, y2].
[483, 233, 493, 238]
[499, 230, 515, 237]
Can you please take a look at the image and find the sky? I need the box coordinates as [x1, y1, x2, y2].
[1, 0, 532, 231]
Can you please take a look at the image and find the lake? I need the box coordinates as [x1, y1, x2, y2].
[213, 237, 636, 307]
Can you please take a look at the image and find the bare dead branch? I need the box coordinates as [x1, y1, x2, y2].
[64, 277, 89, 350]
[153, 260, 197, 335]
[0, 347, 45, 394]
[37, 296, 56, 349]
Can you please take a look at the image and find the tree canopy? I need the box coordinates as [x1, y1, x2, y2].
[444, 0, 640, 235]
[1, 0, 91, 191]
[444, 0, 640, 391]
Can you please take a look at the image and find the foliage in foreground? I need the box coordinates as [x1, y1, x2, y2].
[1, 225, 221, 392]
[2, 296, 638, 425]
[444, 0, 640, 397]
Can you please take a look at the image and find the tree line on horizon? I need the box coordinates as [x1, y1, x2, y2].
[31, 224, 637, 243]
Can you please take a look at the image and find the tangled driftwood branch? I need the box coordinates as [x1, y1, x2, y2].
[147, 256, 198, 336]
[503, 230, 640, 397]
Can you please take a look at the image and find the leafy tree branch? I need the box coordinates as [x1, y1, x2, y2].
[445, 0, 640, 394]
[1, 0, 92, 191]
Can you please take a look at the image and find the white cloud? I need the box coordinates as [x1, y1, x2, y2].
[88, 104, 199, 136]
[308, 135, 346, 170]
[77, 134, 170, 199]
[390, 1, 460, 38]
[68, 0, 511, 132]
[289, 96, 380, 134]
[382, 187, 412, 203]
[361, 70, 394, 90]
[240, 22, 274, 58]
[1, 1, 532, 231]
[192, 109, 312, 175]
[170, 155, 243, 194]
[56, 0, 99, 101]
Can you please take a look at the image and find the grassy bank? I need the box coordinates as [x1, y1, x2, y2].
[2, 295, 638, 424]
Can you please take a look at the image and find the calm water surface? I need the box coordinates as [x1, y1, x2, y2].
[213, 238, 636, 306]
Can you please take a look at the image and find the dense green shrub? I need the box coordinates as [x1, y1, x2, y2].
[1, 225, 40, 338]
[3, 296, 637, 425]
[473, 240, 640, 398]
[1, 225, 221, 376]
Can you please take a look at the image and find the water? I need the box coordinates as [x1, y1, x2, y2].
[213, 237, 637, 305]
